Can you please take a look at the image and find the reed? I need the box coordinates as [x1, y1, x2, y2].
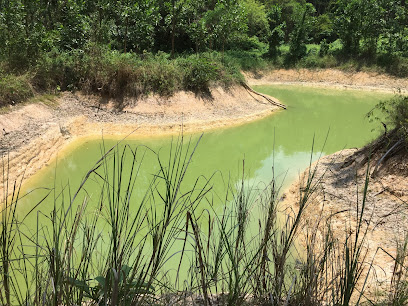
[1, 135, 406, 305]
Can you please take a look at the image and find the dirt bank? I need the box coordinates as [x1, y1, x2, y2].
[281, 147, 408, 303]
[245, 69, 408, 94]
[0, 85, 280, 194]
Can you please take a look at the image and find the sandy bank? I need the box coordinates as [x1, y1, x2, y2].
[0, 85, 279, 194]
[280, 148, 408, 302]
[245, 69, 408, 94]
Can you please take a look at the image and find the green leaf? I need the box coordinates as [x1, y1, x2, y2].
[68, 277, 91, 295]
[95, 276, 106, 288]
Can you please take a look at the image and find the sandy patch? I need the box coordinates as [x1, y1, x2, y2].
[245, 69, 408, 94]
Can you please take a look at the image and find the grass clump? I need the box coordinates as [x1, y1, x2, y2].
[0, 73, 33, 107]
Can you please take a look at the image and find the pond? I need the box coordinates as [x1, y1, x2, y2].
[11, 85, 393, 296]
[18, 85, 392, 211]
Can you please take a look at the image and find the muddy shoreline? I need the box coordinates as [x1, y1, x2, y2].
[1, 68, 407, 199]
[1, 68, 407, 302]
[0, 85, 279, 193]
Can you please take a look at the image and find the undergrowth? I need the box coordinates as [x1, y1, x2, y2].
[2, 40, 408, 109]
[1, 42, 407, 109]
[0, 73, 33, 107]
[8, 46, 243, 107]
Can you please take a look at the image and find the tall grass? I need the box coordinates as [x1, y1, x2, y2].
[1, 136, 407, 305]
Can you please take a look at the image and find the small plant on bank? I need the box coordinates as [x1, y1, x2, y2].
[364, 95, 408, 176]
[0, 74, 33, 107]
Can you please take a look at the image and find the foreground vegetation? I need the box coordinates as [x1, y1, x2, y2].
[1, 94, 408, 305]
[0, 0, 407, 107]
[0, 137, 375, 305]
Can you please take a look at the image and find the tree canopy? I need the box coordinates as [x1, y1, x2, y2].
[0, 0, 407, 67]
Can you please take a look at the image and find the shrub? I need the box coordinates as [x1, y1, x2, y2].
[0, 73, 33, 106]
[226, 34, 268, 53]
[329, 39, 343, 56]
[319, 39, 329, 57]
[226, 50, 267, 71]
[33, 49, 82, 92]
[372, 95, 408, 141]
[180, 56, 219, 92]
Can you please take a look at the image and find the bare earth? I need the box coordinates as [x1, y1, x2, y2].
[245, 68, 408, 94]
[281, 148, 408, 302]
[0, 85, 279, 194]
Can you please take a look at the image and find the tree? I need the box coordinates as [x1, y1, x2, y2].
[58, 0, 90, 50]
[112, 0, 160, 53]
[204, 0, 248, 54]
[333, 0, 363, 56]
[267, 5, 286, 58]
[163, 0, 191, 57]
[183, 0, 210, 53]
[286, 2, 315, 63]
[242, 0, 270, 42]
[359, 0, 384, 58]
[313, 13, 334, 43]
[378, 0, 408, 56]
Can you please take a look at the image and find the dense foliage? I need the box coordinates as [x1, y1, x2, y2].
[0, 0, 407, 105]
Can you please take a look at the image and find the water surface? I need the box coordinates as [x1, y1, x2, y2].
[18, 85, 392, 217]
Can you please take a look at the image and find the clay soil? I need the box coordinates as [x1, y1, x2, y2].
[281, 145, 408, 303]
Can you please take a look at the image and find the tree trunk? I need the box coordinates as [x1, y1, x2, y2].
[124, 16, 128, 53]
[171, 0, 176, 58]
[171, 19, 175, 57]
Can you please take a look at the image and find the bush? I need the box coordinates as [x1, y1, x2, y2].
[0, 74, 33, 106]
[225, 50, 267, 71]
[319, 39, 329, 57]
[31, 46, 244, 102]
[180, 56, 219, 92]
[143, 54, 181, 96]
[299, 54, 338, 69]
[33, 49, 83, 92]
[329, 39, 343, 56]
[226, 34, 268, 53]
[372, 95, 408, 139]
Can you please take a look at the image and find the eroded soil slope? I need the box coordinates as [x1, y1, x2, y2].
[0, 86, 279, 194]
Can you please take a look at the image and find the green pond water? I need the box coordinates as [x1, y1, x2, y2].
[20, 85, 391, 206]
[13, 85, 393, 288]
